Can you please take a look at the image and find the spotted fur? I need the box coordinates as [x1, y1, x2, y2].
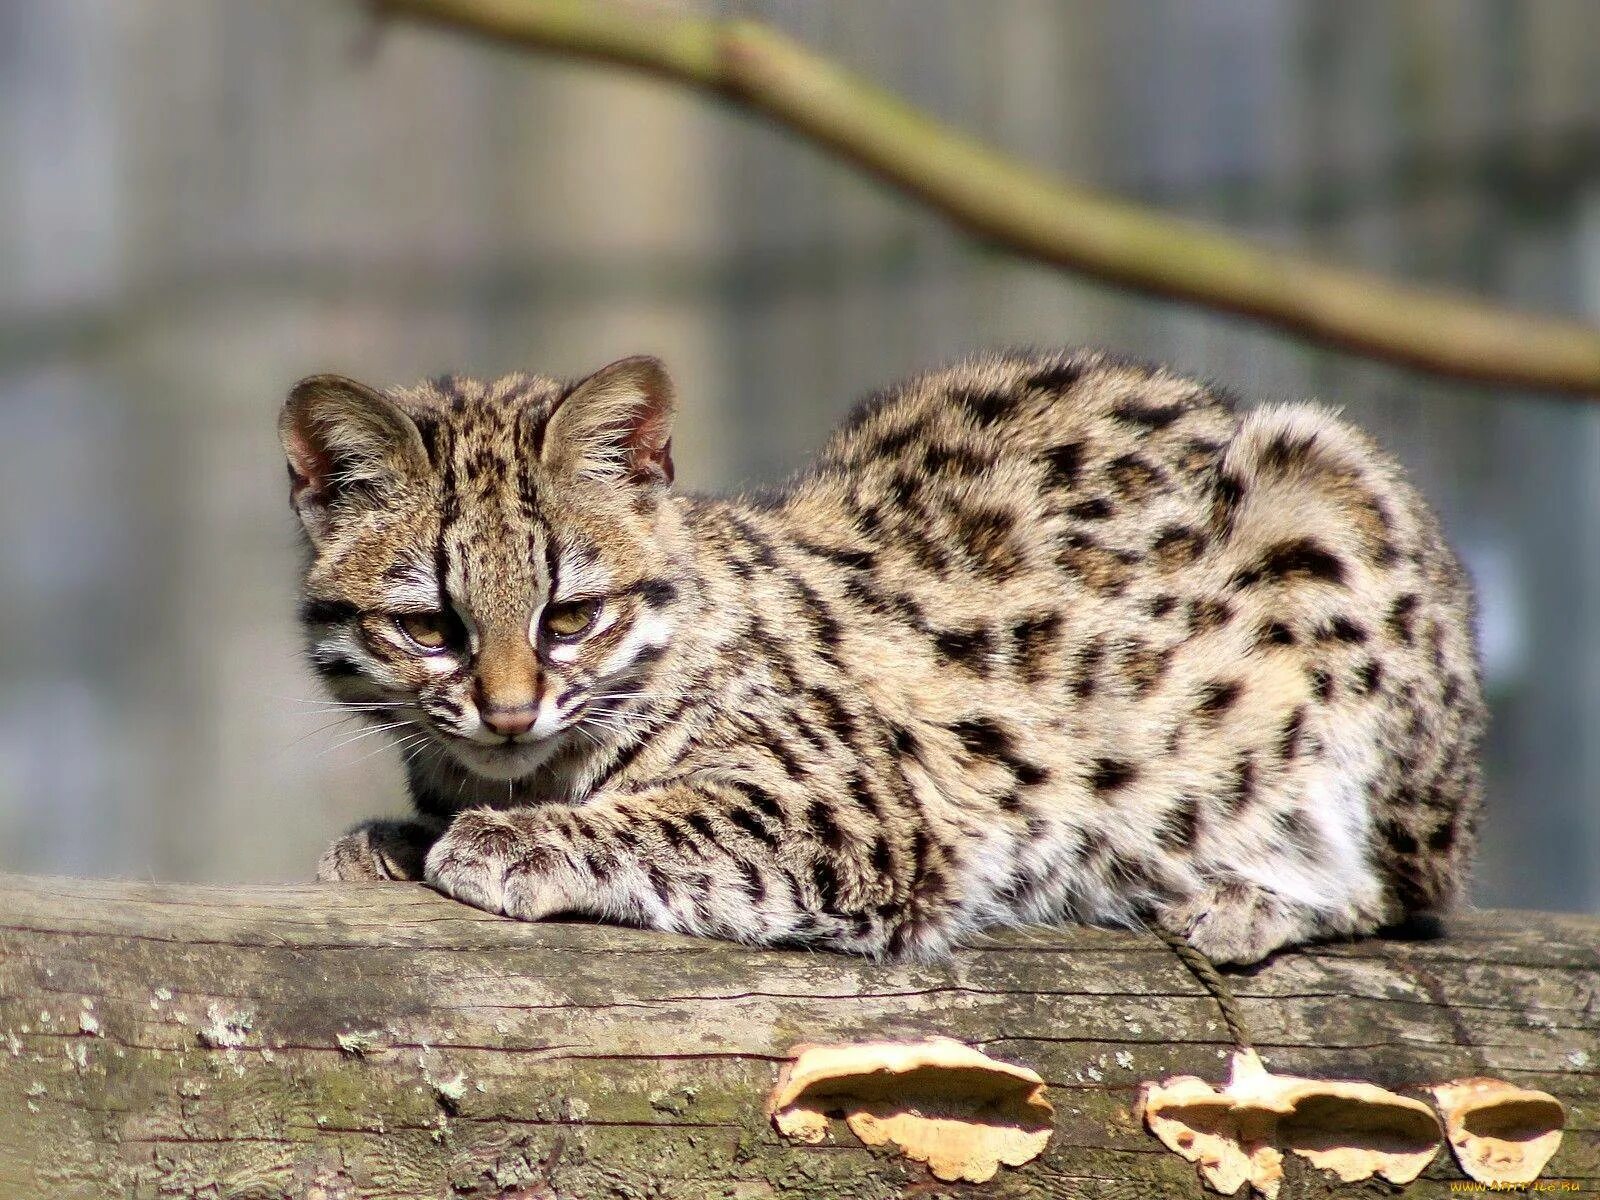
[283, 349, 1484, 963]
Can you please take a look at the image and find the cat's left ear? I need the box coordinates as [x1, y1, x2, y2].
[543, 355, 675, 487]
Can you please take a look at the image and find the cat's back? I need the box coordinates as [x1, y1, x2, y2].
[783, 350, 1245, 607]
[816, 349, 1241, 486]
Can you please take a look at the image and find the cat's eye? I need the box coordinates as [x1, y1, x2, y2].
[394, 611, 455, 653]
[542, 599, 601, 640]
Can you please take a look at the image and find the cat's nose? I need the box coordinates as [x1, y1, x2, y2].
[481, 706, 536, 738]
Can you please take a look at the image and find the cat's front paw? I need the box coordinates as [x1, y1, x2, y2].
[424, 808, 573, 921]
[316, 818, 439, 882]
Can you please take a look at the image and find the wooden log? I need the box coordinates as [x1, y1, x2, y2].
[0, 872, 1594, 1198]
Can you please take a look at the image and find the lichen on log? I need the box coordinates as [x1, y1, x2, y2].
[0, 873, 1596, 1198]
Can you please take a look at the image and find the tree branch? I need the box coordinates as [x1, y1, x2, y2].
[369, 0, 1600, 396]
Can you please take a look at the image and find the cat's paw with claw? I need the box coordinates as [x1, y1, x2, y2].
[424, 808, 576, 920]
[316, 818, 441, 882]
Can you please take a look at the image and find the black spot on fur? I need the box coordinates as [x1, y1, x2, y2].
[727, 514, 782, 573]
[810, 859, 843, 913]
[656, 818, 689, 852]
[846, 769, 886, 823]
[1149, 594, 1177, 619]
[1111, 399, 1188, 429]
[735, 859, 767, 901]
[1187, 596, 1233, 634]
[934, 625, 996, 672]
[955, 505, 1023, 579]
[1383, 819, 1420, 856]
[646, 864, 673, 904]
[1089, 757, 1137, 794]
[1320, 616, 1368, 643]
[1196, 680, 1242, 720]
[1275, 809, 1318, 851]
[1426, 819, 1457, 852]
[1354, 660, 1384, 695]
[731, 780, 785, 825]
[790, 577, 845, 656]
[951, 717, 1012, 759]
[1259, 432, 1317, 471]
[1309, 668, 1334, 701]
[1232, 539, 1347, 589]
[1106, 453, 1165, 497]
[1012, 611, 1063, 661]
[1012, 761, 1050, 788]
[412, 415, 443, 466]
[1025, 362, 1084, 392]
[1041, 442, 1085, 490]
[888, 723, 922, 763]
[1388, 594, 1420, 644]
[631, 578, 680, 608]
[898, 522, 953, 576]
[1212, 471, 1246, 516]
[796, 541, 877, 572]
[807, 799, 845, 851]
[1153, 524, 1208, 566]
[870, 836, 894, 876]
[1156, 796, 1200, 849]
[1068, 496, 1114, 520]
[809, 686, 860, 751]
[311, 655, 360, 679]
[300, 598, 358, 626]
[1440, 674, 1461, 708]
[1280, 707, 1307, 761]
[729, 806, 779, 847]
[957, 387, 1016, 428]
[842, 576, 928, 632]
[1225, 755, 1257, 811]
[871, 418, 927, 459]
[1257, 621, 1296, 647]
[1122, 641, 1173, 696]
[886, 470, 922, 508]
[1072, 638, 1106, 698]
[922, 442, 991, 477]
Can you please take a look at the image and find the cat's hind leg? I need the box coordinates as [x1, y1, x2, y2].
[1153, 878, 1356, 965]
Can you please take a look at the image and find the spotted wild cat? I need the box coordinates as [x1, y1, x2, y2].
[282, 350, 1483, 963]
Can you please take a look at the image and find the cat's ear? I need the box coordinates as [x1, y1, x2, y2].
[279, 374, 429, 542]
[543, 355, 675, 487]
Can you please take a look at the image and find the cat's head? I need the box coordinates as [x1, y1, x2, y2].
[279, 356, 684, 781]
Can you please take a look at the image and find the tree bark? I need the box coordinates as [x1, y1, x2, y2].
[0, 872, 1594, 1198]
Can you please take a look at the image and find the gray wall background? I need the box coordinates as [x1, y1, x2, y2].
[1, 1, 1597, 912]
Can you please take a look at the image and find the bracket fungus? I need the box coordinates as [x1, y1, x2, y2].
[1431, 1079, 1565, 1185]
[1138, 1049, 1442, 1197]
[767, 1037, 1053, 1183]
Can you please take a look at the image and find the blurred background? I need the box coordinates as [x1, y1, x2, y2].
[1, 1, 1596, 912]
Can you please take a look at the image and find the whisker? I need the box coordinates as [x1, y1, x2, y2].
[571, 723, 606, 750]
[284, 714, 365, 749]
[264, 693, 402, 711]
[346, 730, 426, 768]
[320, 720, 416, 756]
[400, 735, 438, 767]
[582, 711, 656, 733]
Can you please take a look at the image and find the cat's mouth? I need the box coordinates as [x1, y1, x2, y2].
[441, 729, 565, 781]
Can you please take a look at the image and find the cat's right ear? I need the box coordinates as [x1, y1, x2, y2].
[279, 374, 429, 543]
